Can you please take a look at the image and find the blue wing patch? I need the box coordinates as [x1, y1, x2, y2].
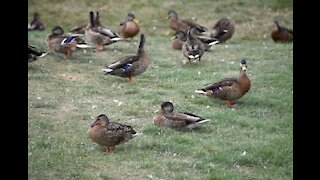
[120, 64, 132, 71]
[211, 87, 221, 92]
[61, 37, 74, 44]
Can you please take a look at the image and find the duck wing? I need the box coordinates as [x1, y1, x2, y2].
[201, 77, 239, 91]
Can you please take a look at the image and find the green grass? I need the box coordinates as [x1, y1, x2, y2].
[28, 0, 292, 179]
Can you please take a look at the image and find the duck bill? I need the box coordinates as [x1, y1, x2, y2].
[133, 19, 140, 24]
[90, 119, 99, 127]
[170, 36, 177, 40]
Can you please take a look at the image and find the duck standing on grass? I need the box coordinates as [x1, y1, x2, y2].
[153, 101, 211, 130]
[271, 20, 293, 43]
[101, 33, 148, 82]
[84, 11, 122, 52]
[182, 26, 206, 63]
[88, 114, 141, 153]
[167, 10, 207, 33]
[118, 13, 140, 40]
[46, 26, 86, 59]
[195, 59, 251, 108]
[28, 12, 45, 31]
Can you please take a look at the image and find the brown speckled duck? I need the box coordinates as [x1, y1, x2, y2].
[101, 33, 148, 82]
[153, 102, 211, 130]
[171, 30, 187, 50]
[201, 18, 234, 43]
[28, 44, 48, 62]
[87, 114, 140, 153]
[84, 11, 122, 52]
[195, 60, 251, 108]
[46, 26, 85, 59]
[118, 13, 140, 40]
[172, 30, 219, 51]
[167, 10, 207, 33]
[182, 27, 206, 63]
[271, 20, 293, 43]
[28, 12, 45, 31]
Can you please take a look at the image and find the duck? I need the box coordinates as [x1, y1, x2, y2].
[118, 13, 140, 40]
[172, 30, 219, 51]
[271, 20, 293, 43]
[171, 30, 187, 50]
[87, 114, 141, 153]
[101, 33, 148, 82]
[84, 11, 122, 52]
[28, 12, 45, 31]
[28, 44, 48, 62]
[69, 11, 104, 34]
[182, 26, 206, 63]
[153, 101, 211, 130]
[46, 25, 86, 59]
[200, 18, 234, 43]
[167, 10, 207, 33]
[195, 59, 251, 108]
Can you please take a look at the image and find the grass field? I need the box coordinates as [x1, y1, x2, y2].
[28, 0, 293, 179]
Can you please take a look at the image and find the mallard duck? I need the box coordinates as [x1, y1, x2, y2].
[84, 11, 122, 52]
[28, 44, 48, 62]
[87, 114, 140, 153]
[195, 59, 251, 108]
[172, 30, 219, 51]
[46, 25, 85, 59]
[182, 27, 206, 63]
[69, 11, 104, 34]
[118, 13, 140, 40]
[153, 102, 211, 130]
[271, 20, 293, 43]
[101, 33, 148, 82]
[201, 18, 234, 43]
[167, 10, 207, 33]
[28, 12, 45, 31]
[171, 30, 187, 50]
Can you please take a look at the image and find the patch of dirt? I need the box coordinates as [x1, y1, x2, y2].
[58, 72, 85, 81]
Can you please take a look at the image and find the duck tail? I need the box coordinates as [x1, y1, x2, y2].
[198, 119, 211, 124]
[194, 89, 206, 94]
[132, 132, 143, 137]
[101, 67, 114, 73]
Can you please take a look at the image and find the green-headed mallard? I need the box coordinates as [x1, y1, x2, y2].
[195, 59, 251, 108]
[46, 25, 85, 59]
[182, 26, 206, 63]
[153, 101, 211, 130]
[28, 44, 48, 62]
[271, 20, 293, 43]
[118, 13, 140, 40]
[84, 11, 122, 52]
[167, 10, 207, 33]
[28, 12, 45, 31]
[101, 33, 148, 82]
[87, 114, 140, 153]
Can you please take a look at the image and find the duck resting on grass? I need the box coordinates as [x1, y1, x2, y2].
[195, 59, 251, 108]
[271, 20, 293, 43]
[153, 101, 211, 130]
[28, 44, 48, 62]
[101, 33, 148, 82]
[28, 12, 45, 31]
[88, 114, 141, 153]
